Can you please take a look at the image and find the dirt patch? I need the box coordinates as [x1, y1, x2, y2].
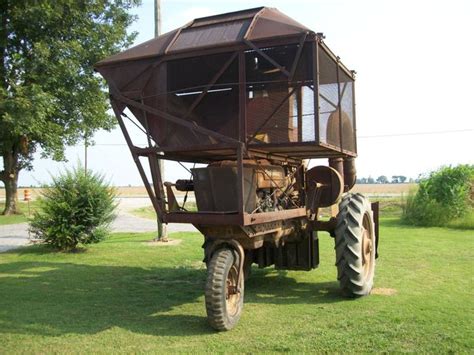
[144, 239, 182, 247]
[371, 287, 397, 296]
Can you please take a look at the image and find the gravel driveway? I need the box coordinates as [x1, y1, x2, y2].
[0, 197, 198, 253]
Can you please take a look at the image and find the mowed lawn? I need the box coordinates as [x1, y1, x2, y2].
[0, 219, 473, 353]
[0, 201, 38, 225]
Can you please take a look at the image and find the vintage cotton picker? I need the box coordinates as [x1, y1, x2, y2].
[95, 7, 379, 331]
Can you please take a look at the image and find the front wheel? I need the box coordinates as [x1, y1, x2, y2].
[335, 193, 376, 296]
[205, 248, 243, 331]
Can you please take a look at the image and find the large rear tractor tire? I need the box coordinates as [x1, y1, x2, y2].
[205, 248, 244, 331]
[335, 193, 376, 297]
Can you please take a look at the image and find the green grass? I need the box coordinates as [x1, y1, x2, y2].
[0, 218, 473, 353]
[0, 201, 39, 225]
[446, 212, 474, 229]
[132, 201, 197, 219]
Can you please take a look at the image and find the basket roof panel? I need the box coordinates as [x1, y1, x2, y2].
[96, 7, 311, 67]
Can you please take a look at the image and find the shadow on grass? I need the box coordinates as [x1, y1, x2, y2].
[0, 260, 345, 337]
[246, 269, 345, 305]
[2, 244, 89, 256]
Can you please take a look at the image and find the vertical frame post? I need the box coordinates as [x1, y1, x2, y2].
[237, 144, 245, 224]
[237, 50, 247, 224]
[238, 51, 247, 143]
[296, 88, 303, 142]
[141, 96, 166, 238]
[352, 74, 358, 154]
[313, 40, 320, 144]
[111, 101, 163, 218]
[336, 61, 343, 153]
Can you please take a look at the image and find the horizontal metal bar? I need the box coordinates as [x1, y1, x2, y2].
[244, 39, 291, 77]
[95, 34, 315, 69]
[244, 208, 307, 225]
[110, 87, 240, 146]
[164, 212, 241, 225]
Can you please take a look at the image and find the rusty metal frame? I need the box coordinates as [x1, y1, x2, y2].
[313, 39, 321, 144]
[247, 86, 298, 144]
[111, 101, 164, 219]
[110, 86, 240, 146]
[336, 57, 343, 153]
[245, 33, 311, 144]
[184, 52, 238, 119]
[107, 33, 356, 228]
[352, 72, 358, 155]
[244, 39, 291, 77]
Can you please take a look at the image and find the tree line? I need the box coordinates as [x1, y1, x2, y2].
[356, 175, 417, 184]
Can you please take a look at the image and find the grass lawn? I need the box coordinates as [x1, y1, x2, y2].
[0, 218, 473, 353]
[0, 201, 39, 225]
[132, 201, 197, 220]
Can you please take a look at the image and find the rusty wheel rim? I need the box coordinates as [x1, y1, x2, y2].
[225, 264, 240, 316]
[361, 213, 374, 278]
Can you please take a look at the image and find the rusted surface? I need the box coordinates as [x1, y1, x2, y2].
[96, 7, 359, 244]
[306, 165, 344, 210]
[96, 7, 310, 66]
[371, 201, 380, 259]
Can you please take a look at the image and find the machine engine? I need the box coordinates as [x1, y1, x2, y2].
[180, 160, 301, 213]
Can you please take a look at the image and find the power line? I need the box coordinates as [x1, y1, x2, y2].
[78, 128, 473, 146]
[358, 128, 474, 139]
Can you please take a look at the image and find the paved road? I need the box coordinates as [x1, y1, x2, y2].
[0, 223, 30, 253]
[0, 197, 198, 253]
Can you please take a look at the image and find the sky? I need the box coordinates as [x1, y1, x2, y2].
[8, 0, 474, 187]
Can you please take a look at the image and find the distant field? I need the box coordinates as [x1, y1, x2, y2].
[1, 184, 416, 200]
[353, 183, 416, 195]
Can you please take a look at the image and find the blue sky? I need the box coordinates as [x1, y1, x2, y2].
[11, 0, 474, 186]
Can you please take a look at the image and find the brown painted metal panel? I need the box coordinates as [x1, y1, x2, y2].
[95, 29, 178, 67]
[95, 7, 312, 66]
[190, 7, 263, 28]
[169, 20, 251, 52]
[247, 8, 309, 41]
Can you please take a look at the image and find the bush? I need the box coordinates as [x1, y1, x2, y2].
[403, 165, 474, 226]
[30, 166, 117, 251]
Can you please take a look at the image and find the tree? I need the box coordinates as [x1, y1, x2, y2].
[367, 176, 375, 184]
[376, 175, 388, 184]
[392, 175, 407, 184]
[0, 0, 140, 215]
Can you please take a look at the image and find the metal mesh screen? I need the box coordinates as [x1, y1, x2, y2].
[318, 46, 339, 147]
[137, 52, 240, 150]
[246, 42, 315, 145]
[338, 68, 355, 152]
[116, 40, 355, 160]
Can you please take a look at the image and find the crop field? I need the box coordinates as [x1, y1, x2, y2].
[0, 216, 472, 353]
[0, 183, 417, 199]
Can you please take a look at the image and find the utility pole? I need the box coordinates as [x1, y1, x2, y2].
[84, 138, 88, 173]
[154, 0, 166, 241]
[154, 0, 162, 37]
[84, 133, 88, 175]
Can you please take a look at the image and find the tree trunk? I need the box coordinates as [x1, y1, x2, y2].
[1, 144, 21, 215]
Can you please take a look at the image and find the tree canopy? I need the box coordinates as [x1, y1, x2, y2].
[0, 0, 140, 214]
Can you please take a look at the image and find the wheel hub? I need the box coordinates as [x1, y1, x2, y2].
[361, 213, 374, 277]
[225, 265, 240, 316]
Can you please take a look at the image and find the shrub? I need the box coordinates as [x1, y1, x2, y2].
[403, 165, 474, 226]
[30, 166, 117, 251]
